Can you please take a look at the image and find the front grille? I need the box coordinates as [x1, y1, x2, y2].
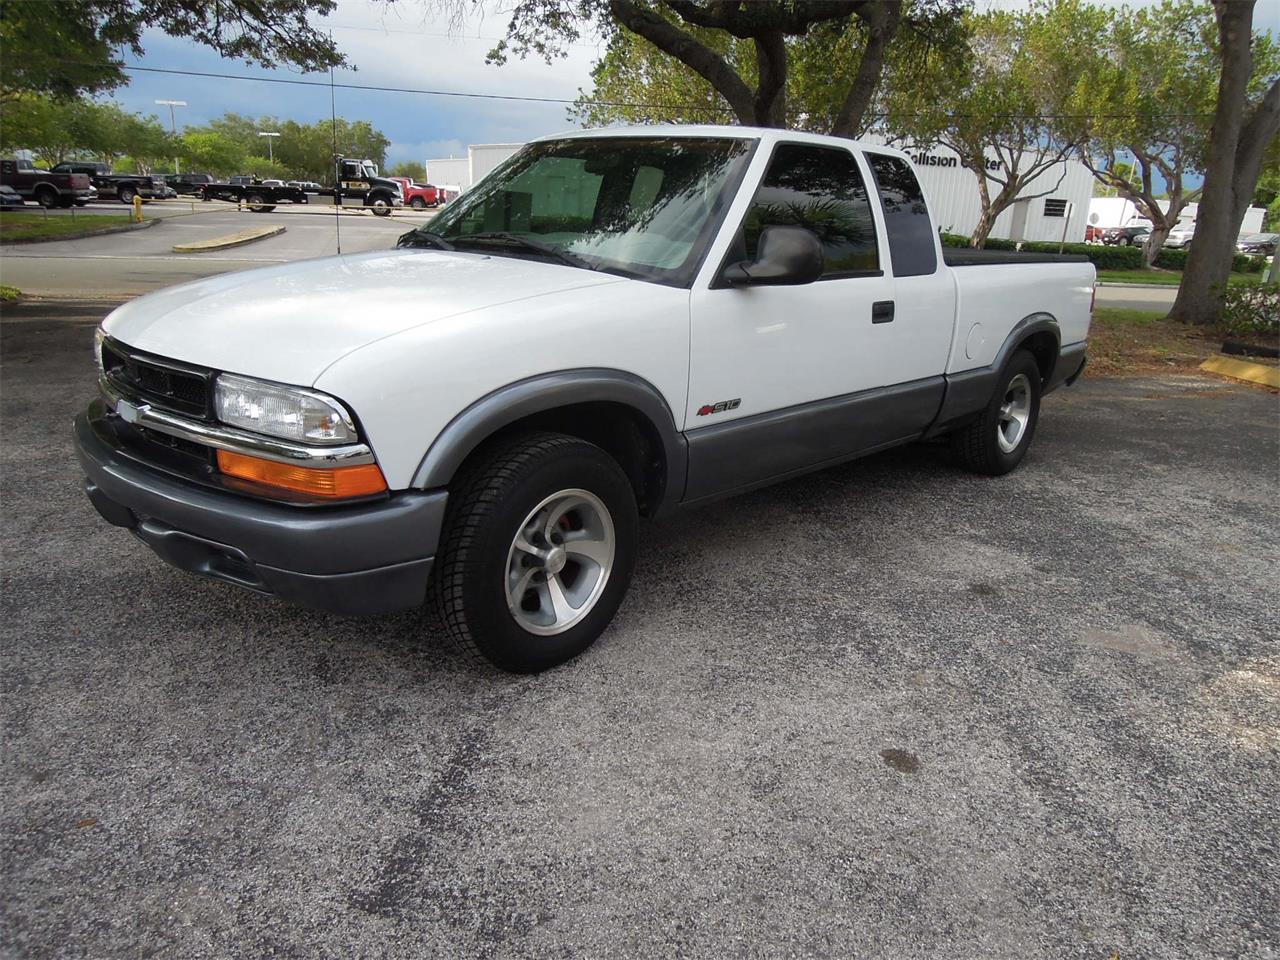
[101, 339, 212, 418]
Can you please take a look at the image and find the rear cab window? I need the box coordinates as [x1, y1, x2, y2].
[737, 142, 880, 278]
[864, 153, 938, 277]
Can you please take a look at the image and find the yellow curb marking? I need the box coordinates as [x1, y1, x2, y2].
[172, 225, 285, 253]
[1199, 354, 1280, 389]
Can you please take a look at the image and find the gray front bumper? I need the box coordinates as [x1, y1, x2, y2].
[74, 408, 447, 617]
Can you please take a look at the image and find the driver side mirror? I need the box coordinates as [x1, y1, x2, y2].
[723, 225, 824, 286]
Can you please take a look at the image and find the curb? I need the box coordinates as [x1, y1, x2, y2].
[172, 225, 285, 253]
[0, 217, 160, 246]
[1200, 354, 1280, 389]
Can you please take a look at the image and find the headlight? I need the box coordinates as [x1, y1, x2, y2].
[214, 374, 357, 445]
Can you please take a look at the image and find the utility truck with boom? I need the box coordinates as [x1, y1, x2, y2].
[75, 127, 1093, 672]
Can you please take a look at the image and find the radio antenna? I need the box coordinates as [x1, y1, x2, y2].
[329, 38, 342, 255]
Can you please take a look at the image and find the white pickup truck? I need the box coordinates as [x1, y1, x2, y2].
[76, 126, 1093, 672]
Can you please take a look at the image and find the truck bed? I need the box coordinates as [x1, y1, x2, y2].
[943, 248, 1091, 266]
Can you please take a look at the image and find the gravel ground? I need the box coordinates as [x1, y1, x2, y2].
[2, 301, 1278, 960]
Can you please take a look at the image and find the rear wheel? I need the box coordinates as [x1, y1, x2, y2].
[951, 349, 1042, 476]
[410, 197, 426, 210]
[432, 432, 638, 673]
[245, 194, 275, 213]
[34, 186, 58, 208]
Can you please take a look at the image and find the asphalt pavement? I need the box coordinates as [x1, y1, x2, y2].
[2, 300, 1277, 959]
[0, 204, 436, 297]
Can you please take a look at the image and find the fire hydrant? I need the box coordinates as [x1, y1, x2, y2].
[131, 195, 143, 223]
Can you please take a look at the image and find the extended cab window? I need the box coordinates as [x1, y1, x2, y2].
[741, 143, 879, 277]
[866, 153, 937, 277]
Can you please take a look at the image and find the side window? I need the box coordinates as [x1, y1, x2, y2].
[741, 143, 879, 278]
[866, 153, 937, 277]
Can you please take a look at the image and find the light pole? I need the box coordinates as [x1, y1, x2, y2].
[258, 131, 281, 167]
[155, 99, 186, 174]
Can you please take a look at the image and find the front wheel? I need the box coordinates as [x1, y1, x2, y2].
[369, 196, 392, 216]
[951, 349, 1042, 476]
[432, 432, 638, 673]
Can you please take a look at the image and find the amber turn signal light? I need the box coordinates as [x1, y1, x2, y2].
[216, 450, 387, 498]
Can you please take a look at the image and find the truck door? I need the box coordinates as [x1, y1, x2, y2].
[861, 152, 956, 382]
[338, 159, 369, 201]
[684, 141, 943, 502]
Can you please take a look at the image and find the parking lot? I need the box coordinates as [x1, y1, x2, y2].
[0, 203, 435, 296]
[1, 300, 1277, 958]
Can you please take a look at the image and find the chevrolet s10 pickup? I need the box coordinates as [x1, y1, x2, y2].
[75, 126, 1094, 672]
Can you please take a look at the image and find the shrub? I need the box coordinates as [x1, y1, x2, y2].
[1020, 241, 1143, 269]
[1233, 253, 1266, 273]
[1154, 248, 1188, 270]
[1219, 285, 1280, 340]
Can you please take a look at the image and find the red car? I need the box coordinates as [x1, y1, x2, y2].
[390, 177, 444, 209]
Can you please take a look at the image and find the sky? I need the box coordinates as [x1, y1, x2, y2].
[114, 2, 607, 167]
[109, 0, 1280, 170]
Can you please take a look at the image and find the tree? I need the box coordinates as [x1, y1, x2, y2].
[481, 0, 965, 135]
[569, 5, 967, 133]
[0, 96, 171, 169]
[1066, 1, 1278, 266]
[389, 161, 429, 180]
[179, 132, 247, 177]
[0, 0, 345, 103]
[884, 3, 1094, 247]
[1170, 0, 1280, 324]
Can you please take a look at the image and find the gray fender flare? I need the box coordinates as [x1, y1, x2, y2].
[411, 368, 688, 508]
[929, 312, 1061, 436]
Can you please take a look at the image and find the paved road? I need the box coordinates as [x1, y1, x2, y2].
[2, 301, 1277, 959]
[1, 206, 436, 297]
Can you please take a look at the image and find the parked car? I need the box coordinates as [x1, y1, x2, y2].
[1084, 224, 1105, 243]
[0, 183, 24, 208]
[75, 127, 1094, 673]
[165, 173, 214, 196]
[1164, 224, 1196, 249]
[49, 161, 163, 204]
[1101, 225, 1151, 246]
[0, 158, 93, 207]
[261, 179, 285, 188]
[1236, 233, 1278, 257]
[389, 177, 444, 209]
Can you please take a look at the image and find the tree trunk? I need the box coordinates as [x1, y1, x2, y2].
[752, 31, 788, 127]
[830, 1, 902, 138]
[1169, 0, 1255, 324]
[1142, 226, 1170, 267]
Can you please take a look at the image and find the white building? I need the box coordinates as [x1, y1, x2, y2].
[430, 131, 1101, 243]
[1087, 196, 1266, 236]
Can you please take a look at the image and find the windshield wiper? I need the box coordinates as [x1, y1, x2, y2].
[451, 232, 595, 271]
[397, 229, 454, 251]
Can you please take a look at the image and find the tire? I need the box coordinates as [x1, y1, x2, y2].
[118, 185, 136, 205]
[245, 194, 275, 213]
[432, 431, 639, 673]
[410, 197, 426, 210]
[951, 349, 1042, 476]
[369, 194, 392, 216]
[34, 186, 58, 208]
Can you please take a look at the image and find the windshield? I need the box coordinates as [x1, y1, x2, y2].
[416, 136, 753, 284]
[362, 161, 378, 179]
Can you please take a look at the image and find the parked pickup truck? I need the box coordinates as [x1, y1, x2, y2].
[49, 161, 164, 204]
[74, 126, 1093, 673]
[1, 158, 93, 207]
[390, 177, 444, 209]
[200, 178, 309, 211]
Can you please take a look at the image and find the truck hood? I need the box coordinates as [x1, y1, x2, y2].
[102, 249, 626, 386]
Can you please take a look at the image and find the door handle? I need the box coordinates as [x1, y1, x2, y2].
[872, 300, 895, 324]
